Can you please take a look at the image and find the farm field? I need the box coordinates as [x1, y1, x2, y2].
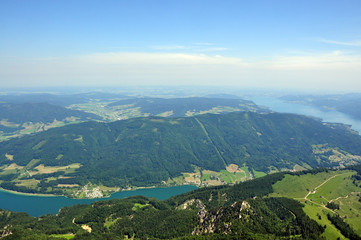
[176, 164, 255, 186]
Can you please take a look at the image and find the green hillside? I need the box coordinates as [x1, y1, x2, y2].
[1, 112, 361, 197]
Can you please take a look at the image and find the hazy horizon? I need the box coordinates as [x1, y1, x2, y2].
[1, 1, 361, 92]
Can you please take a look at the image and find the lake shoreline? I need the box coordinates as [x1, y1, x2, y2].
[0, 183, 198, 200]
[0, 187, 59, 198]
[0, 185, 198, 217]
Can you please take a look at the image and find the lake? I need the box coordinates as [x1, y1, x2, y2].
[0, 185, 197, 217]
[250, 96, 361, 134]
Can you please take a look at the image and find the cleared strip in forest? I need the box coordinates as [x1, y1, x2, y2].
[194, 118, 227, 168]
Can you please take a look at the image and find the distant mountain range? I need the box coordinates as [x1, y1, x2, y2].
[0, 92, 130, 107]
[107, 97, 264, 117]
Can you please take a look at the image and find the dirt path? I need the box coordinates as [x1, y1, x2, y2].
[304, 173, 347, 200]
[302, 173, 351, 214]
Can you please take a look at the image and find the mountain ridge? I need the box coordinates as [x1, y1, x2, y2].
[1, 111, 361, 197]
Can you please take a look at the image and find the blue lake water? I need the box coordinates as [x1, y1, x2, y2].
[0, 185, 197, 217]
[250, 96, 361, 134]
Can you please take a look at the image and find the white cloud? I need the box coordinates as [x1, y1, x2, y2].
[78, 52, 244, 65]
[318, 38, 361, 46]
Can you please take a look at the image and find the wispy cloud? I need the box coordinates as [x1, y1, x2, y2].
[195, 47, 228, 52]
[193, 42, 214, 46]
[318, 38, 361, 46]
[151, 43, 228, 52]
[152, 45, 189, 50]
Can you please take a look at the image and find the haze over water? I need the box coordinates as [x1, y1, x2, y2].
[250, 96, 361, 134]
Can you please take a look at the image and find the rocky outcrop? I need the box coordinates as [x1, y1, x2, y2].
[192, 201, 252, 235]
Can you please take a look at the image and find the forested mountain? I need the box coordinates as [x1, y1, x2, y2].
[107, 97, 264, 117]
[281, 93, 361, 120]
[1, 111, 361, 197]
[0, 103, 101, 124]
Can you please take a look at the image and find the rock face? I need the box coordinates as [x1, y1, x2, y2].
[0, 225, 12, 238]
[192, 201, 252, 235]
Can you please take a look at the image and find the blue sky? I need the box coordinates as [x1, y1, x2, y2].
[1, 0, 361, 91]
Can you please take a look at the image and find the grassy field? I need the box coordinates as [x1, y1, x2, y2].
[333, 192, 361, 235]
[26, 159, 40, 169]
[252, 169, 266, 178]
[104, 216, 121, 230]
[306, 172, 359, 205]
[302, 203, 346, 239]
[49, 233, 75, 239]
[32, 163, 81, 175]
[270, 171, 351, 199]
[132, 203, 149, 211]
[270, 169, 361, 239]
[240, 167, 251, 178]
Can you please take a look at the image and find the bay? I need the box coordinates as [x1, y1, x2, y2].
[0, 185, 197, 217]
[250, 96, 361, 134]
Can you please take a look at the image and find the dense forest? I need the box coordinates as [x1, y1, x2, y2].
[1, 111, 361, 192]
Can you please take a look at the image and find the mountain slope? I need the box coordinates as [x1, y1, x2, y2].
[1, 112, 361, 196]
